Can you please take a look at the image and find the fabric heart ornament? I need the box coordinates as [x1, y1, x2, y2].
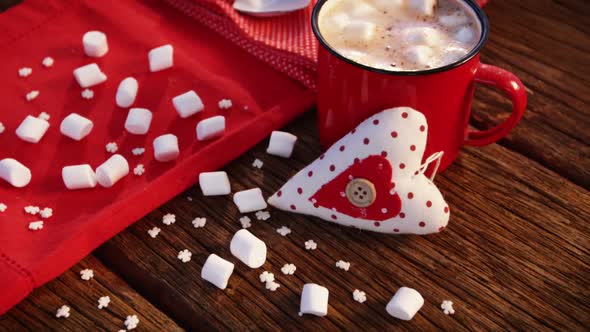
[268, 107, 450, 235]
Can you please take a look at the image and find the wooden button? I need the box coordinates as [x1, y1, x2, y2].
[345, 178, 376, 207]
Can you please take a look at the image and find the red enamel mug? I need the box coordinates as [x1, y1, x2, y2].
[311, 0, 526, 172]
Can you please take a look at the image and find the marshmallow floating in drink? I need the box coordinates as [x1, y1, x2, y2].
[201, 254, 234, 289]
[386, 287, 424, 321]
[196, 116, 225, 141]
[153, 134, 179, 162]
[95, 154, 129, 188]
[230, 229, 267, 268]
[368, 0, 403, 12]
[62, 164, 97, 190]
[16, 115, 49, 143]
[125, 108, 153, 135]
[0, 158, 32, 188]
[233, 188, 267, 213]
[116, 77, 138, 108]
[343, 21, 376, 44]
[199, 171, 231, 196]
[60, 113, 93, 141]
[267, 131, 297, 158]
[173, 90, 204, 118]
[148, 44, 174, 72]
[455, 26, 475, 43]
[83, 31, 108, 57]
[403, 27, 442, 47]
[439, 13, 469, 27]
[404, 45, 434, 67]
[408, 0, 437, 16]
[300, 283, 329, 317]
[73, 63, 107, 88]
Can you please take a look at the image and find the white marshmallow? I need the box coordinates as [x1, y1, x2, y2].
[300, 283, 329, 317]
[349, 1, 378, 18]
[16, 115, 49, 143]
[343, 21, 376, 44]
[386, 287, 424, 321]
[442, 46, 469, 64]
[95, 154, 129, 188]
[0, 158, 32, 188]
[153, 134, 179, 162]
[455, 26, 476, 43]
[233, 188, 267, 213]
[116, 77, 138, 108]
[404, 45, 434, 67]
[439, 14, 469, 27]
[199, 171, 231, 196]
[368, 0, 403, 11]
[172, 90, 204, 118]
[403, 27, 442, 46]
[408, 0, 437, 16]
[73, 63, 107, 88]
[62, 164, 97, 190]
[83, 31, 109, 57]
[328, 13, 350, 30]
[266, 131, 297, 158]
[148, 44, 174, 72]
[201, 254, 235, 289]
[196, 116, 225, 141]
[60, 113, 93, 141]
[125, 108, 153, 135]
[230, 229, 267, 268]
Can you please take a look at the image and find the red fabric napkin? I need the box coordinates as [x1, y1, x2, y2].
[0, 0, 314, 314]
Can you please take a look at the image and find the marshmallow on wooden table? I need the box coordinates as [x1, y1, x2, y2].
[408, 0, 437, 16]
[16, 115, 49, 143]
[148, 44, 174, 72]
[230, 229, 267, 268]
[172, 90, 204, 118]
[266, 131, 297, 158]
[300, 283, 329, 317]
[95, 154, 129, 188]
[196, 116, 225, 141]
[405, 45, 434, 67]
[233, 188, 267, 213]
[343, 21, 376, 44]
[73, 63, 107, 88]
[116, 77, 138, 108]
[386, 287, 424, 321]
[201, 254, 234, 289]
[199, 171, 231, 196]
[125, 108, 153, 135]
[62, 164, 97, 190]
[153, 134, 179, 162]
[83, 31, 109, 57]
[0, 158, 31, 188]
[60, 113, 93, 141]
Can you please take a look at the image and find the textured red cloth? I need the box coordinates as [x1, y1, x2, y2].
[0, 0, 314, 314]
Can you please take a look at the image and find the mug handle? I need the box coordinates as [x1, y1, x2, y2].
[464, 63, 527, 147]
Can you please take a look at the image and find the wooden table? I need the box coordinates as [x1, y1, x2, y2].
[1, 0, 589, 331]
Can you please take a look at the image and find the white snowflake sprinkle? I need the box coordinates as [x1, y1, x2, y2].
[265, 280, 280, 291]
[259, 271, 274, 283]
[55, 305, 70, 318]
[192, 217, 206, 228]
[105, 142, 118, 153]
[18, 67, 32, 77]
[124, 315, 139, 330]
[28, 221, 44, 231]
[239, 216, 251, 229]
[162, 213, 176, 226]
[186, 196, 193, 201]
[148, 227, 161, 238]
[280, 263, 296, 275]
[0, 203, 6, 212]
[353, 289, 367, 303]
[0, 122, 4, 134]
[133, 164, 145, 176]
[81, 89, 94, 99]
[80, 269, 94, 281]
[255, 210, 270, 221]
[38, 112, 50, 121]
[97, 296, 110, 309]
[304, 240, 317, 250]
[441, 300, 455, 315]
[336, 260, 351, 271]
[42, 56, 54, 68]
[24, 206, 40, 215]
[131, 147, 145, 156]
[218, 99, 233, 109]
[177, 249, 192, 263]
[39, 207, 53, 219]
[26, 90, 39, 101]
[252, 158, 263, 169]
[276, 226, 291, 237]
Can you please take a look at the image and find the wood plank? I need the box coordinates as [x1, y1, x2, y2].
[0, 255, 183, 332]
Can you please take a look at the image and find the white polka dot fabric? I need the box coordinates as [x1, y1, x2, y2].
[268, 107, 450, 235]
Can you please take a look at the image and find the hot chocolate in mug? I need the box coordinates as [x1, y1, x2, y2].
[311, 0, 526, 172]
